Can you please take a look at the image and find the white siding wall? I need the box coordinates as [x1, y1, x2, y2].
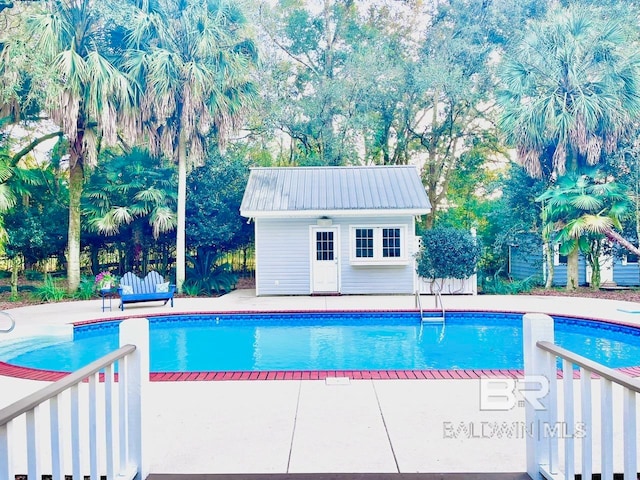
[255, 218, 311, 295]
[255, 215, 417, 296]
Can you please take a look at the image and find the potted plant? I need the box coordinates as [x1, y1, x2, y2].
[95, 271, 117, 291]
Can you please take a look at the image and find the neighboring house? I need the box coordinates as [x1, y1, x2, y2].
[240, 166, 431, 296]
[509, 238, 640, 287]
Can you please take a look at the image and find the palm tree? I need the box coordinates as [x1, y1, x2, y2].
[498, 5, 640, 289]
[537, 169, 636, 289]
[124, 0, 258, 291]
[84, 146, 177, 241]
[0, 132, 68, 295]
[14, 0, 135, 291]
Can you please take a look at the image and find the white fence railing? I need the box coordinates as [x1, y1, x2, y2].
[523, 313, 639, 480]
[0, 317, 149, 480]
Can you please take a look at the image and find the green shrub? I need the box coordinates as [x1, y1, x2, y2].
[416, 227, 481, 280]
[181, 282, 202, 297]
[0, 271, 11, 279]
[34, 274, 67, 302]
[480, 273, 541, 294]
[185, 251, 238, 295]
[72, 276, 97, 300]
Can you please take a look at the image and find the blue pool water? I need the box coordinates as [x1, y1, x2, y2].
[2, 312, 640, 372]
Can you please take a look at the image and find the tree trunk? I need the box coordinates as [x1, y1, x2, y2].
[10, 257, 19, 299]
[176, 134, 188, 293]
[67, 159, 83, 292]
[587, 239, 602, 290]
[605, 228, 640, 257]
[566, 248, 579, 290]
[544, 241, 554, 289]
[590, 260, 601, 290]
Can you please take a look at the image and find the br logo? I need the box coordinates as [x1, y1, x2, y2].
[479, 376, 550, 411]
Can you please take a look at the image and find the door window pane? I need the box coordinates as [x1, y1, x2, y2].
[316, 231, 334, 261]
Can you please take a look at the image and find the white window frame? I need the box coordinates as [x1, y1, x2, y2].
[553, 244, 568, 266]
[622, 253, 639, 266]
[349, 225, 408, 265]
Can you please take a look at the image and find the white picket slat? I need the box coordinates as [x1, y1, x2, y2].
[562, 359, 575, 479]
[119, 357, 128, 471]
[26, 409, 39, 480]
[580, 368, 592, 480]
[71, 384, 81, 480]
[50, 395, 64, 480]
[89, 372, 99, 480]
[623, 388, 637, 480]
[600, 378, 613, 480]
[105, 363, 115, 480]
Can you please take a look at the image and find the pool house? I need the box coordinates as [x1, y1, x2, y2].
[240, 165, 432, 296]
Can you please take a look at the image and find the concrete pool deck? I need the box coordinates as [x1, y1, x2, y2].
[1, 290, 640, 474]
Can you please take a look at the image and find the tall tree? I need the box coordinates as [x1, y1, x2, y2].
[125, 0, 258, 291]
[497, 5, 640, 289]
[186, 145, 253, 254]
[256, 0, 367, 165]
[256, 0, 545, 226]
[1, 0, 135, 291]
[537, 169, 637, 288]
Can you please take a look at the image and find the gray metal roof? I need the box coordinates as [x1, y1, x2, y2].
[240, 166, 431, 217]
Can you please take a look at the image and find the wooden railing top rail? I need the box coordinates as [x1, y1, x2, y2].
[0, 344, 136, 428]
[537, 340, 640, 394]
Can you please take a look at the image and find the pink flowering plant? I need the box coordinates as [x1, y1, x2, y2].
[95, 271, 117, 290]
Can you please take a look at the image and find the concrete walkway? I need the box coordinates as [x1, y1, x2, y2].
[1, 290, 639, 474]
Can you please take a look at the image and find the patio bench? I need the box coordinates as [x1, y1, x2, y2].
[118, 271, 175, 311]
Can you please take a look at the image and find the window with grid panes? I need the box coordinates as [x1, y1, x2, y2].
[350, 225, 406, 264]
[316, 231, 334, 261]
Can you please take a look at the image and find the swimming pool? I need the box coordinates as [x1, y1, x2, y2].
[2, 311, 640, 374]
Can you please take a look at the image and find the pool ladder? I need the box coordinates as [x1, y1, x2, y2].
[415, 290, 445, 323]
[0, 311, 15, 333]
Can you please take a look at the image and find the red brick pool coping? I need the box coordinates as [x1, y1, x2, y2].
[2, 309, 640, 382]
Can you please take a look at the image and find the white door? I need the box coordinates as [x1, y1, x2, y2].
[586, 252, 614, 285]
[312, 228, 339, 293]
[600, 253, 614, 285]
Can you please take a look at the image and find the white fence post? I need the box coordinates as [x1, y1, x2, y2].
[523, 313, 556, 479]
[119, 317, 149, 480]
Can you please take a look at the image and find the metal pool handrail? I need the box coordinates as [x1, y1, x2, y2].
[0, 311, 15, 333]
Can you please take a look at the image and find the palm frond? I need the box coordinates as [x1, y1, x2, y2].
[580, 215, 614, 234]
[149, 206, 176, 238]
[110, 206, 134, 225]
[134, 187, 164, 203]
[570, 194, 601, 211]
[0, 183, 17, 212]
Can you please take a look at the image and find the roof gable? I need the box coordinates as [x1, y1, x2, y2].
[240, 166, 431, 217]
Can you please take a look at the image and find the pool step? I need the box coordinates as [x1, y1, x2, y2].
[421, 316, 445, 323]
[0, 335, 67, 360]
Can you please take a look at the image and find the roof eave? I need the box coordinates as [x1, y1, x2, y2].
[240, 208, 431, 218]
